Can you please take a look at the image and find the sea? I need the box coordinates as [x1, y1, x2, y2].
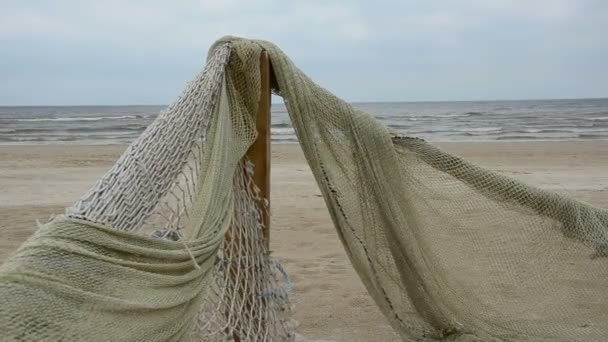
[1, 98, 608, 145]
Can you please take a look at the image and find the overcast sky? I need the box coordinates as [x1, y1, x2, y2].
[1, 0, 607, 105]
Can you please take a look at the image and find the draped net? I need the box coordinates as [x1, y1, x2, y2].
[1, 37, 608, 341]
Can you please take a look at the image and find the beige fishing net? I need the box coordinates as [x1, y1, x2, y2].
[0, 42, 292, 342]
[1, 37, 607, 341]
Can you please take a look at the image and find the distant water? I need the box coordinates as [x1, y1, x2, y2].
[1, 99, 608, 145]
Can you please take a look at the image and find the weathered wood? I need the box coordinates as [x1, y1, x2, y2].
[228, 50, 272, 342]
[247, 51, 272, 248]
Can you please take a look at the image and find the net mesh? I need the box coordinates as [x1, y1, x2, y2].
[0, 42, 293, 341]
[1, 37, 608, 342]
[246, 37, 608, 341]
[66, 43, 293, 341]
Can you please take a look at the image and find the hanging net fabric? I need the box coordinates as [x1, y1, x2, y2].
[0, 42, 292, 342]
[1, 36, 608, 341]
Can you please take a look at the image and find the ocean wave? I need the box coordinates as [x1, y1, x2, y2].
[0, 135, 79, 142]
[405, 127, 503, 135]
[580, 111, 608, 116]
[271, 127, 295, 135]
[495, 136, 551, 141]
[405, 113, 483, 121]
[517, 128, 543, 133]
[387, 124, 412, 129]
[513, 129, 576, 134]
[0, 115, 144, 122]
[493, 133, 608, 141]
[3, 100, 608, 145]
[504, 128, 603, 134]
[1, 126, 147, 135]
[271, 138, 298, 144]
[466, 127, 502, 132]
[0, 134, 136, 142]
[438, 113, 476, 118]
[578, 134, 608, 139]
[408, 128, 455, 134]
[271, 122, 292, 128]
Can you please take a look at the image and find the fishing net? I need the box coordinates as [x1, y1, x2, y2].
[2, 36, 608, 341]
[0, 42, 293, 341]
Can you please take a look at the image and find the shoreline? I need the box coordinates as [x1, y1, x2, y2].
[1, 136, 608, 147]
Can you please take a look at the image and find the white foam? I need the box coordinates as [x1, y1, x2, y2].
[10, 115, 139, 122]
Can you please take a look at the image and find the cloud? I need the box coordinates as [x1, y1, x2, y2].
[467, 0, 579, 22]
[199, 0, 242, 13]
[0, 5, 74, 39]
[0, 0, 607, 104]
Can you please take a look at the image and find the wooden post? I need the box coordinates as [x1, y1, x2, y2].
[246, 51, 272, 248]
[228, 50, 272, 342]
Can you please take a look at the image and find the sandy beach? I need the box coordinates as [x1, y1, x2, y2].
[1, 141, 607, 341]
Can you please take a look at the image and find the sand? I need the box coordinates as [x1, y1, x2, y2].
[1, 141, 607, 341]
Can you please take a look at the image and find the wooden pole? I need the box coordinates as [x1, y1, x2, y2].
[246, 51, 272, 248]
[228, 50, 272, 342]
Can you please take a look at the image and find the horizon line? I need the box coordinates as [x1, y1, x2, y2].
[1, 96, 607, 107]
